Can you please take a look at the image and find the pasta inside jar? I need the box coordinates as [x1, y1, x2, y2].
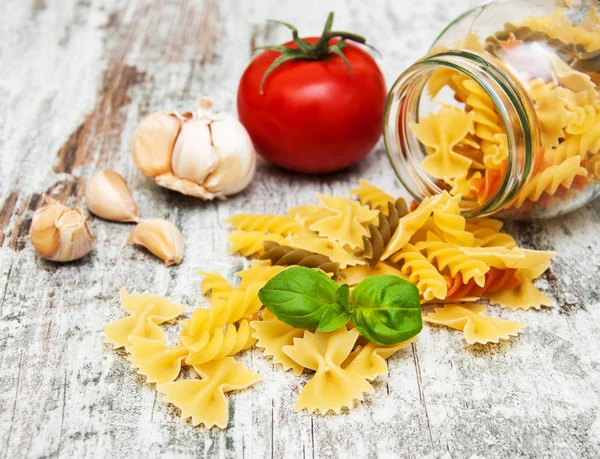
[385, 0, 600, 219]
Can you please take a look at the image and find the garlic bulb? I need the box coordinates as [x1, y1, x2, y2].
[31, 196, 94, 262]
[85, 170, 140, 223]
[131, 97, 256, 199]
[127, 219, 184, 266]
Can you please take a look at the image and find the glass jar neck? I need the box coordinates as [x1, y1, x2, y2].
[384, 50, 540, 218]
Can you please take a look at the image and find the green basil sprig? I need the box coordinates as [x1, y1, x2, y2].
[258, 266, 422, 345]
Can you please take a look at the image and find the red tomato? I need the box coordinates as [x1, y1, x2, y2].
[237, 37, 386, 174]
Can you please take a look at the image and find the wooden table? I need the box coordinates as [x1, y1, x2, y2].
[1, 0, 599, 457]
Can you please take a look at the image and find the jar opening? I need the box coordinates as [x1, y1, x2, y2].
[384, 50, 539, 218]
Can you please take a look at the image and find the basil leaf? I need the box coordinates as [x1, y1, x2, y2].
[317, 302, 352, 333]
[258, 266, 339, 328]
[336, 284, 351, 312]
[351, 275, 422, 345]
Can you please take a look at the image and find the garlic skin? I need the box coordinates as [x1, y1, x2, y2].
[127, 219, 184, 266]
[131, 97, 256, 200]
[85, 170, 140, 223]
[31, 196, 94, 262]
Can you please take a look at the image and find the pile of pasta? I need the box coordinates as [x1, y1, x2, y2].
[419, 9, 600, 217]
[104, 180, 556, 428]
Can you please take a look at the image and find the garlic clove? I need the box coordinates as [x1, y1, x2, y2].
[170, 119, 220, 185]
[127, 219, 184, 266]
[203, 114, 257, 196]
[31, 196, 94, 262]
[132, 111, 182, 179]
[85, 170, 140, 223]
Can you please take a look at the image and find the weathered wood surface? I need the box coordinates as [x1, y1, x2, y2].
[0, 0, 599, 457]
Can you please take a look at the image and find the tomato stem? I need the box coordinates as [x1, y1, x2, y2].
[258, 12, 379, 94]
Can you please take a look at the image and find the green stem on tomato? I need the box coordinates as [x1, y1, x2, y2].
[258, 12, 380, 94]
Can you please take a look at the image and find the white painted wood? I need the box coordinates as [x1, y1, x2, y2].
[0, 0, 599, 457]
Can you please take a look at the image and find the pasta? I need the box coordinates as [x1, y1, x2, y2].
[308, 194, 379, 250]
[226, 214, 309, 236]
[105, 177, 559, 428]
[104, 289, 188, 349]
[197, 270, 234, 298]
[127, 337, 188, 384]
[424, 304, 526, 344]
[381, 192, 449, 260]
[415, 233, 490, 287]
[410, 105, 475, 179]
[283, 328, 375, 414]
[259, 241, 340, 277]
[228, 230, 287, 256]
[510, 156, 588, 209]
[412, 12, 600, 218]
[287, 235, 364, 269]
[157, 357, 262, 429]
[444, 267, 521, 300]
[359, 198, 408, 268]
[182, 320, 256, 366]
[431, 194, 475, 246]
[341, 262, 408, 287]
[389, 244, 448, 301]
[350, 179, 396, 214]
[250, 309, 306, 376]
[344, 337, 415, 380]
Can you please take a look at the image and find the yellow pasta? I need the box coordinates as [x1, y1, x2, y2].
[350, 179, 395, 214]
[344, 337, 415, 380]
[283, 328, 374, 414]
[410, 105, 475, 179]
[182, 320, 256, 366]
[431, 193, 475, 246]
[157, 357, 262, 429]
[287, 235, 364, 269]
[415, 233, 490, 287]
[381, 192, 449, 260]
[227, 230, 287, 256]
[424, 304, 526, 344]
[510, 156, 588, 209]
[389, 244, 448, 301]
[127, 337, 188, 384]
[226, 213, 309, 236]
[250, 309, 305, 376]
[103, 290, 188, 349]
[309, 194, 379, 250]
[197, 271, 233, 297]
[341, 262, 408, 287]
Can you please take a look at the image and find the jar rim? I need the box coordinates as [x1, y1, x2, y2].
[383, 49, 539, 218]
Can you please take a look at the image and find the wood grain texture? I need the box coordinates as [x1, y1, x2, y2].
[0, 0, 599, 458]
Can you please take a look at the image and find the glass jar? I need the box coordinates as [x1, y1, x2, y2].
[384, 0, 600, 219]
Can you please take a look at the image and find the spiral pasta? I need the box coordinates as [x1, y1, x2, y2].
[259, 241, 340, 277]
[389, 244, 447, 301]
[360, 198, 408, 268]
[415, 233, 490, 287]
[182, 320, 256, 366]
[431, 194, 475, 246]
[226, 214, 309, 236]
[510, 156, 588, 208]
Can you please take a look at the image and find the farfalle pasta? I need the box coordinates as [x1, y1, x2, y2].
[105, 179, 558, 428]
[283, 328, 374, 414]
[424, 304, 526, 345]
[157, 358, 262, 429]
